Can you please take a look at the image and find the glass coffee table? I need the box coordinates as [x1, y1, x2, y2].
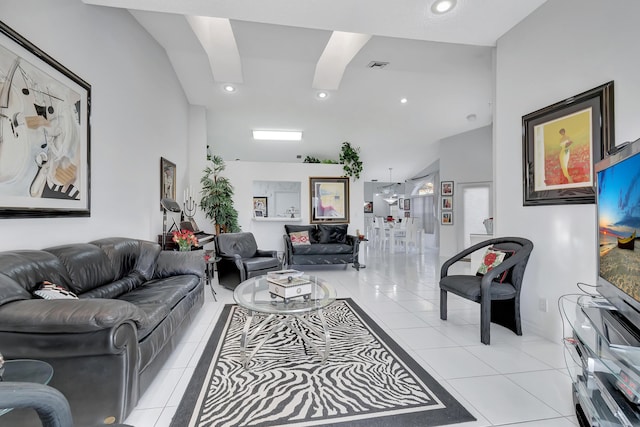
[0, 359, 54, 416]
[233, 274, 336, 368]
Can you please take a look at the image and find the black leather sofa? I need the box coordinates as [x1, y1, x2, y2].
[0, 237, 205, 427]
[283, 224, 361, 269]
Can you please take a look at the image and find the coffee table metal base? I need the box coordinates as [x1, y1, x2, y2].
[240, 309, 330, 368]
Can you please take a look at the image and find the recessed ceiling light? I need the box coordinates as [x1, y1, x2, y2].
[252, 130, 303, 141]
[400, 98, 408, 104]
[317, 91, 329, 100]
[431, 0, 457, 14]
[223, 84, 236, 93]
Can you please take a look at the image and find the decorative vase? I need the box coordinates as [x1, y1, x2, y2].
[178, 243, 191, 252]
[483, 218, 494, 234]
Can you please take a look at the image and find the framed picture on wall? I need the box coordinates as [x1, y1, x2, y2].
[160, 157, 176, 209]
[309, 177, 350, 224]
[522, 81, 614, 206]
[363, 201, 373, 213]
[442, 196, 453, 210]
[398, 198, 404, 210]
[403, 198, 410, 210]
[0, 21, 91, 218]
[441, 181, 453, 196]
[253, 196, 268, 217]
[441, 211, 453, 225]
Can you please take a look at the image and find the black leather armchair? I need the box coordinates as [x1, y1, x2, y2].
[214, 232, 281, 290]
[439, 237, 534, 345]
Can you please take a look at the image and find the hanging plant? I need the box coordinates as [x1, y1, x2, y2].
[339, 141, 363, 180]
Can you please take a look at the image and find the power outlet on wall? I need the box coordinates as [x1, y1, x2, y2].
[538, 297, 548, 312]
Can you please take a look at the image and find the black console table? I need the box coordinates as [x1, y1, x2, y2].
[561, 295, 640, 426]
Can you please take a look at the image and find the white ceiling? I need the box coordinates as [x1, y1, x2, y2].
[82, 0, 547, 182]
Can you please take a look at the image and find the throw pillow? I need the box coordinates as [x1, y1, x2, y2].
[476, 247, 514, 283]
[318, 224, 348, 244]
[284, 225, 319, 243]
[33, 281, 78, 300]
[289, 231, 311, 246]
[477, 248, 506, 276]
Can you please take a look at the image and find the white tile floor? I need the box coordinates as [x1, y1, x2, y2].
[125, 244, 578, 427]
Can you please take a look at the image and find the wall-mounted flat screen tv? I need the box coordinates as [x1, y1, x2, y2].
[596, 137, 640, 328]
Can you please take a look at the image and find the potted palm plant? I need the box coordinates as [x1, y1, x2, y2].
[200, 155, 240, 235]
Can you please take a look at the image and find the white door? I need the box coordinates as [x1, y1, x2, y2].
[458, 182, 492, 251]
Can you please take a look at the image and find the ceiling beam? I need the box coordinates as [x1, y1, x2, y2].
[186, 16, 243, 83]
[312, 31, 371, 91]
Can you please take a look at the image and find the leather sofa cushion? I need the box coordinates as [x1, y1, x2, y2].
[118, 276, 199, 311]
[0, 251, 73, 296]
[318, 224, 348, 244]
[292, 243, 353, 255]
[132, 302, 171, 339]
[216, 233, 258, 258]
[79, 273, 145, 299]
[90, 238, 160, 281]
[45, 244, 116, 295]
[154, 251, 205, 279]
[243, 257, 280, 272]
[0, 273, 31, 306]
[285, 225, 319, 243]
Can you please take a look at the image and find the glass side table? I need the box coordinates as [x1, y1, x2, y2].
[0, 359, 54, 416]
[204, 252, 221, 301]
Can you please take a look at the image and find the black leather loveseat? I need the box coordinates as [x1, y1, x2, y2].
[283, 224, 361, 269]
[0, 237, 205, 427]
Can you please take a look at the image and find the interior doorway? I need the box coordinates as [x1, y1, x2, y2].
[457, 182, 492, 252]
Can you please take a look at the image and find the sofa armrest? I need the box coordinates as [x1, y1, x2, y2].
[0, 299, 145, 333]
[154, 251, 206, 279]
[215, 254, 246, 288]
[218, 253, 243, 266]
[346, 235, 361, 258]
[256, 249, 277, 258]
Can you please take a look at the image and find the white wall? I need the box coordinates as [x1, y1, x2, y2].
[495, 0, 640, 341]
[0, 0, 191, 250]
[222, 161, 364, 252]
[439, 125, 493, 257]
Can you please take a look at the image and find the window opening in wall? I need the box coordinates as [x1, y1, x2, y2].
[409, 177, 436, 234]
[416, 181, 434, 196]
[458, 182, 492, 251]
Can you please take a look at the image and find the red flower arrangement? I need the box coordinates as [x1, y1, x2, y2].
[172, 229, 198, 251]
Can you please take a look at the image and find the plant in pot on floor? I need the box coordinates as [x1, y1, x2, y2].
[200, 155, 241, 235]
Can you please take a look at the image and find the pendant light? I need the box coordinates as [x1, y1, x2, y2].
[383, 168, 398, 205]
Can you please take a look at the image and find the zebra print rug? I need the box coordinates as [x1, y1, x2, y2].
[170, 299, 475, 427]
